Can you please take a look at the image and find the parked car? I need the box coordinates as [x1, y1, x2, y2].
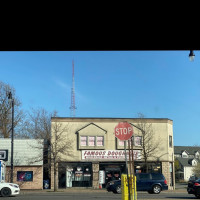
[187, 178, 200, 198]
[0, 182, 20, 197]
[189, 175, 200, 182]
[106, 173, 168, 194]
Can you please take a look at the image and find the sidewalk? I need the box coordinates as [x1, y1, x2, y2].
[20, 188, 188, 194]
[20, 188, 108, 194]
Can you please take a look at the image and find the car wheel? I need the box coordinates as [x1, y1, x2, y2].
[195, 187, 200, 198]
[152, 185, 161, 194]
[115, 185, 121, 194]
[1, 187, 12, 197]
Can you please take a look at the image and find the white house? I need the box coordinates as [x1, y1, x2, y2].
[174, 146, 200, 181]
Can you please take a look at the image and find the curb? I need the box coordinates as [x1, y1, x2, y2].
[20, 188, 188, 194]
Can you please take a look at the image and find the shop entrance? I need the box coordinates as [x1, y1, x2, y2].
[58, 162, 92, 188]
[99, 162, 126, 188]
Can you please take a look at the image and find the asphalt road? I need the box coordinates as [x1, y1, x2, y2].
[2, 190, 197, 200]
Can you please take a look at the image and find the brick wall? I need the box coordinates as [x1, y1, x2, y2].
[92, 163, 99, 189]
[162, 162, 172, 190]
[6, 166, 43, 189]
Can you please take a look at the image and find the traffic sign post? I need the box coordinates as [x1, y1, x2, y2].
[114, 122, 135, 200]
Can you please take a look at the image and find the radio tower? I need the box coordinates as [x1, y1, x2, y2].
[70, 60, 77, 117]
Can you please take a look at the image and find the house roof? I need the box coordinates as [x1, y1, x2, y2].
[176, 157, 199, 167]
[174, 146, 200, 155]
[51, 117, 173, 124]
[0, 139, 43, 166]
[76, 122, 107, 134]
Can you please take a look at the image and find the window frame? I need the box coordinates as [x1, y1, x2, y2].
[117, 136, 143, 149]
[80, 136, 88, 146]
[79, 135, 105, 149]
[134, 136, 142, 147]
[169, 135, 173, 148]
[88, 136, 96, 146]
[96, 136, 104, 147]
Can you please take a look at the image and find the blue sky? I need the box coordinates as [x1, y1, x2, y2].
[0, 50, 199, 146]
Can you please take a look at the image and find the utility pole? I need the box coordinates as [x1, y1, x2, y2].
[8, 91, 14, 183]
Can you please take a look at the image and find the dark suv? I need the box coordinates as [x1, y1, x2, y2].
[106, 173, 168, 194]
[187, 178, 200, 198]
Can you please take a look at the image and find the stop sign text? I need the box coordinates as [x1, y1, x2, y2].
[114, 122, 133, 141]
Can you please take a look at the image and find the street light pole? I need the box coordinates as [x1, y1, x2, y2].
[189, 50, 195, 61]
[8, 91, 14, 183]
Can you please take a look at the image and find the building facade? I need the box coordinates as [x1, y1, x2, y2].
[174, 146, 200, 181]
[0, 139, 44, 189]
[51, 118, 175, 190]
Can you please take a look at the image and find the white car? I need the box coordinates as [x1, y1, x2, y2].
[0, 182, 20, 197]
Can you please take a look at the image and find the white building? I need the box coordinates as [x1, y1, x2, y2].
[0, 139, 44, 189]
[174, 146, 200, 181]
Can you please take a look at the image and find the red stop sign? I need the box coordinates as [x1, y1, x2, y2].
[114, 122, 133, 141]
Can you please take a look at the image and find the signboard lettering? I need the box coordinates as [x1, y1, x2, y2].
[82, 150, 141, 160]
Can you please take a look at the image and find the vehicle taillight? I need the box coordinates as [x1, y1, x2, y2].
[194, 183, 200, 186]
[164, 179, 167, 184]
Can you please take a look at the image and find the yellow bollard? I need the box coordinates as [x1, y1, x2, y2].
[121, 174, 137, 200]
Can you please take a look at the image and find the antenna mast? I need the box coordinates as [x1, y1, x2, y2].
[70, 60, 77, 117]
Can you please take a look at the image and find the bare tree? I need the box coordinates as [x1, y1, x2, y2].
[19, 108, 56, 188]
[134, 113, 161, 172]
[51, 121, 73, 191]
[0, 81, 24, 138]
[23, 108, 73, 191]
[192, 163, 200, 178]
[19, 108, 55, 139]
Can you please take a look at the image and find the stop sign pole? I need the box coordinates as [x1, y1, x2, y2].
[114, 122, 133, 200]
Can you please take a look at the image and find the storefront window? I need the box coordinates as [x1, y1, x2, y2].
[100, 162, 126, 188]
[58, 162, 92, 188]
[84, 168, 91, 181]
[75, 170, 83, 181]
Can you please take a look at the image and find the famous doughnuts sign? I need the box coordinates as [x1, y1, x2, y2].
[82, 150, 141, 160]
